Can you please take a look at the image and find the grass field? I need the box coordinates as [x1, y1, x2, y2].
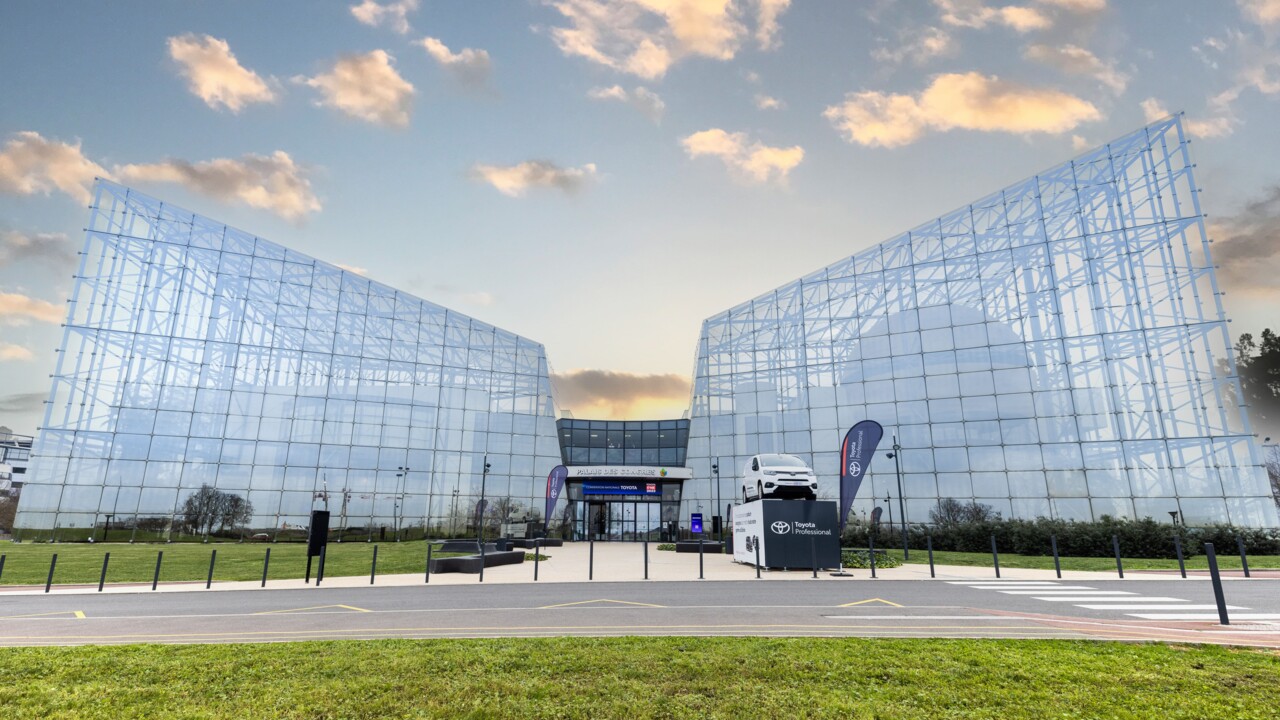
[0, 637, 1276, 719]
[0, 540, 533, 586]
[900, 548, 1280, 572]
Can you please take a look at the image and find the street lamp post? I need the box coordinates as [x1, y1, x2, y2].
[886, 436, 908, 559]
[397, 466, 410, 541]
[712, 458, 721, 541]
[477, 455, 491, 545]
[451, 489, 460, 537]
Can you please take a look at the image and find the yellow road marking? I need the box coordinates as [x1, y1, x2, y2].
[0, 610, 87, 620]
[254, 604, 371, 615]
[538, 599, 666, 609]
[838, 598, 903, 608]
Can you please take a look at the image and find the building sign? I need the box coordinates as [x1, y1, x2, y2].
[691, 513, 703, 534]
[581, 481, 662, 496]
[567, 466, 693, 479]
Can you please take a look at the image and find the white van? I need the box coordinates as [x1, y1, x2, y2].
[741, 453, 817, 502]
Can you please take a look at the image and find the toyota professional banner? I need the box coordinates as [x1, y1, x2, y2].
[733, 500, 840, 569]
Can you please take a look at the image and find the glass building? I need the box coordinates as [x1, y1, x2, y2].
[685, 117, 1279, 528]
[15, 181, 561, 541]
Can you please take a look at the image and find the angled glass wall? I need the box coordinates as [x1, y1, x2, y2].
[687, 118, 1279, 527]
[16, 181, 560, 540]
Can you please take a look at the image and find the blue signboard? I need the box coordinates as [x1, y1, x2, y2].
[581, 481, 661, 496]
[691, 513, 703, 534]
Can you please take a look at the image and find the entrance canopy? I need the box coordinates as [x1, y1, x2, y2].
[563, 466, 690, 541]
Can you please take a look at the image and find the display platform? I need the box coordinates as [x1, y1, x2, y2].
[732, 499, 840, 570]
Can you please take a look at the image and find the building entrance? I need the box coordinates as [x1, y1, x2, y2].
[582, 500, 664, 541]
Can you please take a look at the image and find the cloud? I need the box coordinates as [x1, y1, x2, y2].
[0, 344, 33, 362]
[1207, 186, 1280, 298]
[430, 284, 495, 307]
[1239, 0, 1280, 26]
[1071, 134, 1091, 152]
[543, 0, 791, 79]
[824, 72, 1100, 148]
[551, 369, 691, 419]
[934, 0, 1051, 32]
[350, 0, 419, 34]
[0, 392, 45, 413]
[116, 151, 321, 221]
[588, 84, 666, 121]
[1024, 43, 1128, 93]
[0, 291, 63, 325]
[470, 160, 598, 197]
[1037, 0, 1106, 12]
[1139, 98, 1233, 139]
[682, 128, 803, 183]
[0, 230, 76, 269]
[166, 34, 275, 112]
[297, 50, 414, 127]
[754, 93, 783, 109]
[336, 263, 368, 275]
[419, 37, 492, 86]
[0, 131, 107, 204]
[871, 26, 956, 65]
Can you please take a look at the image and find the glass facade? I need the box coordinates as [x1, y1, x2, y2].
[685, 117, 1279, 528]
[556, 418, 689, 467]
[15, 181, 560, 540]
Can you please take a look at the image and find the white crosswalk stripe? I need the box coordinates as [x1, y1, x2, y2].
[947, 580, 1253, 619]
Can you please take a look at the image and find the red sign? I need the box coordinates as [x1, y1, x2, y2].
[646, 483, 656, 493]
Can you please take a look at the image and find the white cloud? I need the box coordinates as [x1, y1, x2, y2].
[470, 160, 598, 197]
[871, 26, 956, 65]
[1024, 43, 1128, 93]
[336, 264, 368, 275]
[824, 72, 1100, 148]
[0, 230, 75, 269]
[681, 128, 803, 183]
[543, 0, 791, 79]
[0, 291, 63, 325]
[0, 131, 107, 204]
[754, 93, 783, 109]
[297, 51, 414, 127]
[1036, 0, 1106, 12]
[934, 0, 1052, 32]
[350, 0, 419, 34]
[1140, 98, 1233, 139]
[116, 151, 321, 221]
[1239, 0, 1280, 26]
[419, 37, 492, 86]
[0, 343, 34, 361]
[588, 84, 666, 121]
[166, 34, 275, 112]
[1071, 134, 1091, 152]
[550, 369, 691, 420]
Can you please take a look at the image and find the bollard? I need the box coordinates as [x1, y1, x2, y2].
[1204, 542, 1230, 626]
[98, 553, 110, 592]
[990, 535, 1000, 579]
[261, 548, 271, 588]
[699, 536, 705, 580]
[588, 539, 594, 581]
[370, 545, 378, 585]
[480, 541, 486, 583]
[1237, 537, 1251, 579]
[206, 549, 217, 590]
[810, 537, 818, 579]
[643, 540, 648, 580]
[425, 543, 433, 584]
[869, 535, 877, 579]
[534, 540, 540, 582]
[45, 553, 57, 593]
[1112, 534, 1124, 579]
[0, 554, 5, 584]
[305, 555, 313, 584]
[152, 551, 163, 591]
[754, 539, 762, 579]
[317, 545, 327, 586]
[1050, 534, 1062, 579]
[1174, 535, 1186, 579]
[927, 533, 935, 578]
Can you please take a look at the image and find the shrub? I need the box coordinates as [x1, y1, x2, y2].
[656, 543, 676, 552]
[839, 548, 902, 569]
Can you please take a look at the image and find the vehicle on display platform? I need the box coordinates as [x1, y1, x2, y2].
[741, 454, 817, 502]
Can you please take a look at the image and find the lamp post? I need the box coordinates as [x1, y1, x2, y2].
[885, 435, 908, 559]
[477, 455, 491, 545]
[397, 465, 410, 541]
[1168, 510, 1180, 526]
[712, 458, 721, 541]
[451, 489, 460, 537]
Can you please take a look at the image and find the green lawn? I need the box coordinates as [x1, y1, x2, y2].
[0, 540, 531, 586]
[902, 548, 1280, 572]
[0, 638, 1276, 719]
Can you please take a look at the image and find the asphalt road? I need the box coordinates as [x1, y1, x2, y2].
[3, 577, 1279, 647]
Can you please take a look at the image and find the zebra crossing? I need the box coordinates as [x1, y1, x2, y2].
[945, 580, 1280, 621]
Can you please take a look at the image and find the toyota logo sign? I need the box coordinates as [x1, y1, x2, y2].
[848, 460, 861, 476]
[770, 521, 791, 534]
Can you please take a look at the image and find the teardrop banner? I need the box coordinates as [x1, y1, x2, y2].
[840, 420, 884, 532]
[544, 464, 568, 532]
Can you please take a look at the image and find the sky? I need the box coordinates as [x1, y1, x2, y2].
[1, 0, 1279, 435]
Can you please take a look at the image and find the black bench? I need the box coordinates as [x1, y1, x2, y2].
[507, 538, 563, 549]
[429, 550, 525, 574]
[675, 541, 723, 554]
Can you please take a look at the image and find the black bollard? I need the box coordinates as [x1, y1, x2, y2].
[317, 545, 327, 586]
[425, 543, 433, 584]
[990, 535, 1000, 579]
[261, 548, 271, 588]
[0, 554, 5, 584]
[1237, 537, 1251, 579]
[699, 536, 705, 580]
[589, 538, 594, 581]
[152, 551, 163, 591]
[927, 533, 935, 578]
[534, 540, 540, 582]
[754, 539, 762, 579]
[305, 555, 313, 584]
[98, 552, 110, 592]
[1112, 534, 1124, 579]
[643, 540, 648, 580]
[1050, 534, 1062, 579]
[370, 545, 378, 585]
[869, 535, 877, 579]
[810, 537, 818, 579]
[45, 553, 57, 593]
[1204, 542, 1230, 626]
[1174, 535, 1186, 579]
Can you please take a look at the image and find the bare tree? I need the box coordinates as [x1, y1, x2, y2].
[182, 485, 254, 536]
[929, 497, 1000, 526]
